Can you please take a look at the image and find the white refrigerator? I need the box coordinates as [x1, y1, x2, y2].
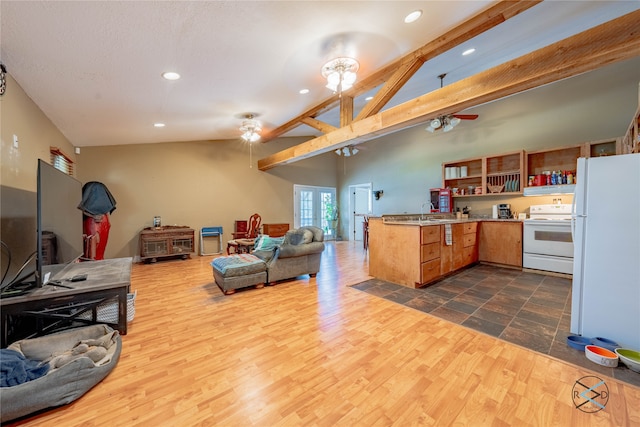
[571, 153, 640, 349]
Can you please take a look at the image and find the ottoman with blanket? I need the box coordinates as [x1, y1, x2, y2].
[0, 324, 121, 423]
[211, 253, 267, 295]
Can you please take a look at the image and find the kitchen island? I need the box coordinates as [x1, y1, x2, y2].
[369, 216, 522, 288]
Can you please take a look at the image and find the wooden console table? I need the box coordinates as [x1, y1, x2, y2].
[262, 223, 289, 237]
[0, 257, 132, 347]
[139, 226, 194, 263]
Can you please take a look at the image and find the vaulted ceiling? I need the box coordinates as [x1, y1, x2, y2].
[2, 1, 639, 168]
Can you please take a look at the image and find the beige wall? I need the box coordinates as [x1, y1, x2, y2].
[76, 139, 337, 259]
[1, 73, 76, 190]
[1, 73, 78, 279]
[1, 73, 337, 264]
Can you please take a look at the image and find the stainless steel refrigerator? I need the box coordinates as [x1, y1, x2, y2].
[571, 153, 640, 349]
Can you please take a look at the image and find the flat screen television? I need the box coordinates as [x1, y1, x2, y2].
[36, 159, 84, 287]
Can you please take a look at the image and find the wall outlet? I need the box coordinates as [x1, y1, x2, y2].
[12, 134, 18, 148]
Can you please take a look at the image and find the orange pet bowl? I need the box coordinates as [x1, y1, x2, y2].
[585, 345, 619, 367]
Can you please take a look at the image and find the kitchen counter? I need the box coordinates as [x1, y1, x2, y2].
[369, 216, 524, 288]
[377, 216, 522, 226]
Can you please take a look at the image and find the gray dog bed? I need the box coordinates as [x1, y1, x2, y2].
[0, 324, 122, 423]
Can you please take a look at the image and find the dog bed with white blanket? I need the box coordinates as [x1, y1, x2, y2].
[0, 324, 122, 423]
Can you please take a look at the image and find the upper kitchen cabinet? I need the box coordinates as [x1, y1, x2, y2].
[485, 151, 525, 194]
[525, 145, 582, 179]
[621, 104, 640, 154]
[442, 150, 524, 197]
[442, 157, 483, 196]
[584, 137, 622, 157]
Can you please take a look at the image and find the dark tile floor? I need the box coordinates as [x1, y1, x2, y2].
[352, 264, 640, 388]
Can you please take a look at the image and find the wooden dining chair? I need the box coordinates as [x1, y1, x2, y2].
[226, 213, 261, 254]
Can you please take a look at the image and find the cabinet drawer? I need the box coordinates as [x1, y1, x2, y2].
[421, 226, 440, 244]
[463, 246, 478, 265]
[421, 242, 440, 262]
[463, 234, 476, 248]
[463, 222, 477, 234]
[421, 258, 441, 283]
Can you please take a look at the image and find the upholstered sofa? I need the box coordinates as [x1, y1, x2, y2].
[253, 226, 325, 284]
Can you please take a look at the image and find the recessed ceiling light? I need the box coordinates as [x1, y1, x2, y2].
[404, 10, 422, 23]
[365, 96, 374, 101]
[299, 88, 309, 94]
[462, 48, 476, 56]
[162, 71, 180, 80]
[154, 123, 165, 128]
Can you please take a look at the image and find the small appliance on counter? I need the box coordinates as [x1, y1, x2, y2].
[498, 204, 511, 219]
[430, 188, 453, 213]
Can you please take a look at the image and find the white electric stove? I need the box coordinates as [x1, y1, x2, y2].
[523, 204, 573, 274]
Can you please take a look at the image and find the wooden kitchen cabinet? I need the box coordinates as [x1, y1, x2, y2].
[443, 150, 524, 197]
[442, 157, 483, 196]
[421, 226, 441, 284]
[369, 219, 442, 288]
[485, 151, 524, 194]
[139, 226, 194, 263]
[584, 137, 621, 158]
[478, 221, 522, 267]
[441, 222, 478, 274]
[621, 103, 640, 154]
[461, 222, 479, 266]
[525, 145, 582, 182]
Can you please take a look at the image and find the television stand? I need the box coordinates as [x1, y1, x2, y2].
[0, 257, 132, 347]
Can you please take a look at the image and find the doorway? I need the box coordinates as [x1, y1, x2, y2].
[294, 185, 337, 240]
[348, 183, 372, 242]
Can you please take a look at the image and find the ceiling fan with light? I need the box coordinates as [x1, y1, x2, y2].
[426, 74, 478, 133]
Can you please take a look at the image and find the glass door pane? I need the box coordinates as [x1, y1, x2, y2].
[300, 190, 314, 227]
[294, 185, 336, 239]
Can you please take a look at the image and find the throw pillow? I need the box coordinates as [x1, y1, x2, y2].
[287, 229, 314, 245]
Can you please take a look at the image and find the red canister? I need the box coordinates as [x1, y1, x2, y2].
[534, 174, 546, 186]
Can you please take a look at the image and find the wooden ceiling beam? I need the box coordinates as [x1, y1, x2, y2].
[258, 10, 640, 171]
[299, 117, 338, 134]
[340, 95, 354, 127]
[355, 59, 424, 121]
[260, 0, 542, 143]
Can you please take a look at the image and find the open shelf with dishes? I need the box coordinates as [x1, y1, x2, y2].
[442, 150, 524, 197]
[486, 151, 524, 194]
[442, 157, 483, 196]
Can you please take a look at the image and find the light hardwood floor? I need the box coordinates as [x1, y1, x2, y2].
[7, 242, 640, 426]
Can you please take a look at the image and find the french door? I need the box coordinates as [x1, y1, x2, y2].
[294, 185, 337, 239]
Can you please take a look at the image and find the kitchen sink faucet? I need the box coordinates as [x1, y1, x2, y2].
[420, 202, 435, 220]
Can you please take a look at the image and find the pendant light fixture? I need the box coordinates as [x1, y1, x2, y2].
[322, 57, 359, 96]
[239, 114, 262, 143]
